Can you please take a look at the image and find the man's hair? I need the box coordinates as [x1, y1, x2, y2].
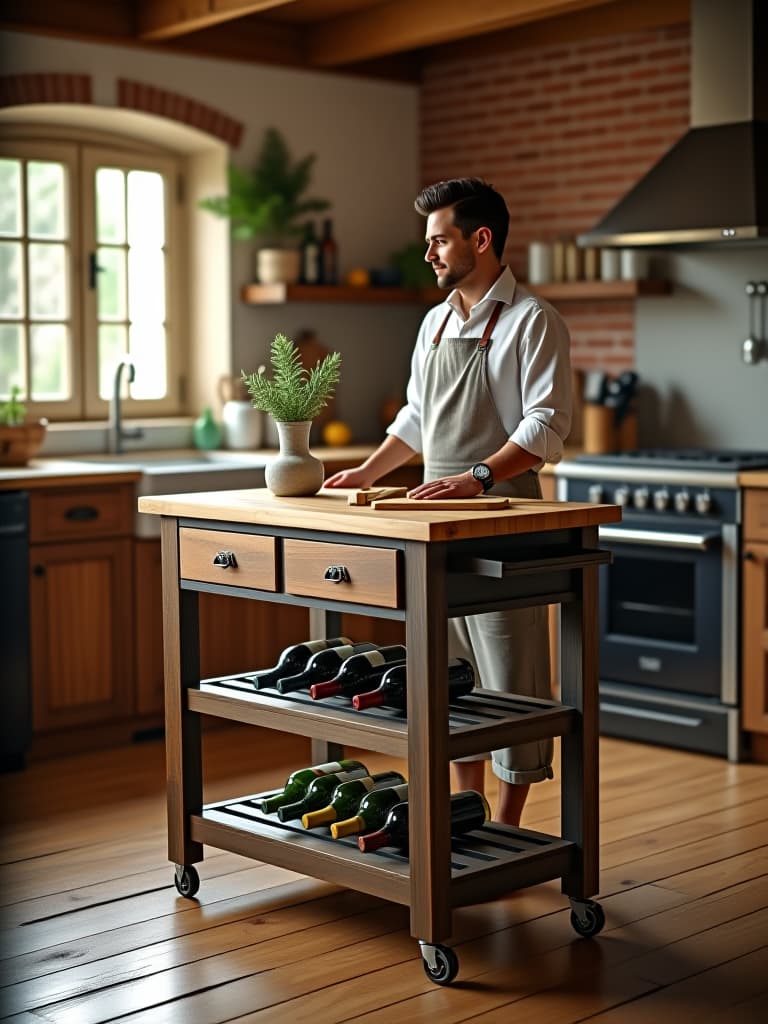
[414, 178, 509, 260]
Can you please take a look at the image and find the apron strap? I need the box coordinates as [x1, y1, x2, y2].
[431, 310, 452, 348]
[431, 300, 505, 349]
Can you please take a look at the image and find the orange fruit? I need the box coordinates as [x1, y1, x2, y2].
[322, 420, 353, 447]
[345, 267, 370, 287]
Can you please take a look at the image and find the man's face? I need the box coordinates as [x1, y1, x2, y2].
[424, 207, 477, 289]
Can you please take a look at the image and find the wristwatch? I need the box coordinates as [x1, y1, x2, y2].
[471, 462, 494, 493]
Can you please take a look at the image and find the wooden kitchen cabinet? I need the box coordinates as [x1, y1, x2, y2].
[29, 484, 135, 733]
[742, 488, 768, 758]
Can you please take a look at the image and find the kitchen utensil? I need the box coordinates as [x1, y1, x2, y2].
[583, 371, 609, 405]
[604, 370, 638, 425]
[348, 487, 408, 505]
[742, 281, 765, 364]
[370, 496, 511, 510]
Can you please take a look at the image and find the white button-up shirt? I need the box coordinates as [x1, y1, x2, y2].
[387, 266, 572, 468]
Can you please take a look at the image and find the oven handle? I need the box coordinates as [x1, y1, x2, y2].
[600, 701, 704, 728]
[598, 526, 719, 550]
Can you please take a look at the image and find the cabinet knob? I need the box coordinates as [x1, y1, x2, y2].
[324, 565, 350, 584]
[212, 550, 238, 569]
[33, 564, 46, 577]
[743, 550, 757, 562]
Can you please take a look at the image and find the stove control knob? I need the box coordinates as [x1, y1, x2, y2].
[674, 489, 691, 513]
[633, 486, 650, 510]
[587, 484, 605, 503]
[613, 486, 631, 508]
[653, 488, 670, 511]
[694, 490, 712, 515]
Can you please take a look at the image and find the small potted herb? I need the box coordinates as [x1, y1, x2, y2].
[0, 387, 48, 466]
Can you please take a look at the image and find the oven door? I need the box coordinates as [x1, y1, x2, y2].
[597, 521, 724, 698]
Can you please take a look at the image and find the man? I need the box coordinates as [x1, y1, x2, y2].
[324, 178, 571, 826]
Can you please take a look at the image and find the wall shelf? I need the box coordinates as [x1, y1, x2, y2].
[240, 279, 670, 306]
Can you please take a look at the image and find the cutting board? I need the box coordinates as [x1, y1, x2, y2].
[370, 496, 510, 510]
[347, 487, 408, 505]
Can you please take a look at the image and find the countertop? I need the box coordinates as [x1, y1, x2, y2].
[740, 470, 768, 489]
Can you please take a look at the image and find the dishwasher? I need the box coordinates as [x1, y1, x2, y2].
[0, 490, 32, 771]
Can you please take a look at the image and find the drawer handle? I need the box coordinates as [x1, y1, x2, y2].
[324, 564, 350, 584]
[212, 550, 238, 569]
[64, 505, 99, 521]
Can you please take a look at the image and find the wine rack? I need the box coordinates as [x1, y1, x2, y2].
[140, 488, 620, 984]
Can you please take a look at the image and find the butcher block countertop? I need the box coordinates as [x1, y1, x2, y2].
[740, 470, 768, 489]
[138, 487, 620, 543]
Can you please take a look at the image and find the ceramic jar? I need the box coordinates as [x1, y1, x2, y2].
[265, 420, 324, 497]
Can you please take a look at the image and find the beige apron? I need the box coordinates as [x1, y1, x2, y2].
[422, 299, 553, 785]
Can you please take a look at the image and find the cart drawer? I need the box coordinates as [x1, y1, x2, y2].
[283, 539, 401, 609]
[179, 528, 277, 591]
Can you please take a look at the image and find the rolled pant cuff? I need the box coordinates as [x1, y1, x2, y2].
[491, 760, 554, 785]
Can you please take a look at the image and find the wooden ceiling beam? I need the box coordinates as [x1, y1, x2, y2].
[137, 0, 299, 41]
[305, 0, 620, 66]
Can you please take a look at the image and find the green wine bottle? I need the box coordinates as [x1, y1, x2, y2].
[259, 759, 367, 814]
[276, 764, 371, 822]
[357, 790, 490, 852]
[302, 771, 406, 829]
[331, 782, 409, 839]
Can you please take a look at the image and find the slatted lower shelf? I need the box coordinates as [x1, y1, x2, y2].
[188, 676, 578, 759]
[190, 792, 575, 911]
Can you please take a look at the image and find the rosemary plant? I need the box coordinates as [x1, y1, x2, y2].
[241, 333, 341, 423]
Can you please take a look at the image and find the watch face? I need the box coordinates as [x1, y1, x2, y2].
[473, 464, 491, 481]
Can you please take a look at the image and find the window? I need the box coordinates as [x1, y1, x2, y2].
[0, 135, 183, 420]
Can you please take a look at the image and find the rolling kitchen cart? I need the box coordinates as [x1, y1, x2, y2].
[139, 488, 620, 985]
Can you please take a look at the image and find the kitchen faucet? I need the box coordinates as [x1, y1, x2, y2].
[108, 358, 144, 454]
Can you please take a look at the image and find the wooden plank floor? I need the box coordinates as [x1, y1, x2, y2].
[1, 725, 768, 1022]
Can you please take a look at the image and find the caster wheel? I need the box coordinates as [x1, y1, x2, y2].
[570, 899, 605, 937]
[420, 942, 459, 985]
[174, 864, 200, 898]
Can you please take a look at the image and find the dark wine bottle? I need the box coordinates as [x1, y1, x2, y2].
[248, 637, 352, 690]
[357, 790, 490, 853]
[259, 759, 367, 814]
[331, 781, 409, 839]
[309, 645, 407, 700]
[274, 641, 379, 695]
[277, 763, 371, 822]
[319, 217, 338, 285]
[299, 221, 320, 285]
[353, 658, 475, 710]
[302, 770, 406, 829]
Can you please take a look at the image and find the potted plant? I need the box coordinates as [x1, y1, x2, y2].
[241, 333, 341, 496]
[199, 126, 331, 284]
[0, 387, 48, 467]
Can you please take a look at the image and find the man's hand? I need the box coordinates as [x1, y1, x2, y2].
[407, 471, 483, 499]
[324, 466, 377, 489]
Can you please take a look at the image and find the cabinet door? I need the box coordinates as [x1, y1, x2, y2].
[742, 540, 768, 733]
[29, 538, 134, 731]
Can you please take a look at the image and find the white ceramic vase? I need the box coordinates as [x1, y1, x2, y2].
[257, 248, 301, 285]
[265, 420, 324, 497]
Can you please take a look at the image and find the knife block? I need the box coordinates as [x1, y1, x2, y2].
[583, 404, 637, 453]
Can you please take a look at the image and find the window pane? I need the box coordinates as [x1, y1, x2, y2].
[29, 242, 68, 319]
[97, 246, 126, 320]
[30, 323, 69, 400]
[128, 247, 165, 323]
[127, 170, 165, 248]
[98, 324, 127, 400]
[0, 159, 22, 237]
[96, 168, 126, 245]
[0, 240, 24, 317]
[0, 323, 25, 397]
[130, 323, 166, 399]
[27, 161, 66, 240]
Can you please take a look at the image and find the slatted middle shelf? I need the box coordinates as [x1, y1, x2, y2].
[188, 677, 578, 759]
[192, 793, 575, 908]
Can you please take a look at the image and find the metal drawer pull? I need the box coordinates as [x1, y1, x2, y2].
[324, 565, 350, 583]
[600, 701, 703, 728]
[212, 550, 238, 569]
[598, 526, 717, 550]
[64, 505, 99, 521]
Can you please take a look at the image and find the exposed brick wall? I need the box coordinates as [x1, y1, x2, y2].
[420, 24, 690, 371]
[0, 73, 92, 106]
[117, 79, 243, 148]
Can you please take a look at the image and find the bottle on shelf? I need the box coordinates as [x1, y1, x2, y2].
[352, 657, 475, 711]
[319, 217, 338, 285]
[301, 770, 406, 829]
[276, 763, 371, 822]
[309, 645, 407, 701]
[299, 221, 321, 285]
[357, 790, 491, 853]
[331, 781, 409, 839]
[259, 758, 368, 814]
[274, 641, 379, 695]
[248, 637, 352, 690]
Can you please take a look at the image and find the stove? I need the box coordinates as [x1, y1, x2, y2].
[574, 448, 768, 472]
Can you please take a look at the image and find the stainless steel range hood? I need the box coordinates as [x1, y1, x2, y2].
[579, 0, 768, 248]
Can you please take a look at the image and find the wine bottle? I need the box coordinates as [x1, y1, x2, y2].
[302, 770, 406, 829]
[299, 221, 320, 285]
[259, 758, 367, 814]
[357, 790, 490, 853]
[352, 658, 475, 711]
[319, 217, 338, 285]
[274, 641, 379, 695]
[248, 637, 352, 690]
[310, 645, 407, 700]
[277, 763, 371, 822]
[331, 781, 409, 839]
